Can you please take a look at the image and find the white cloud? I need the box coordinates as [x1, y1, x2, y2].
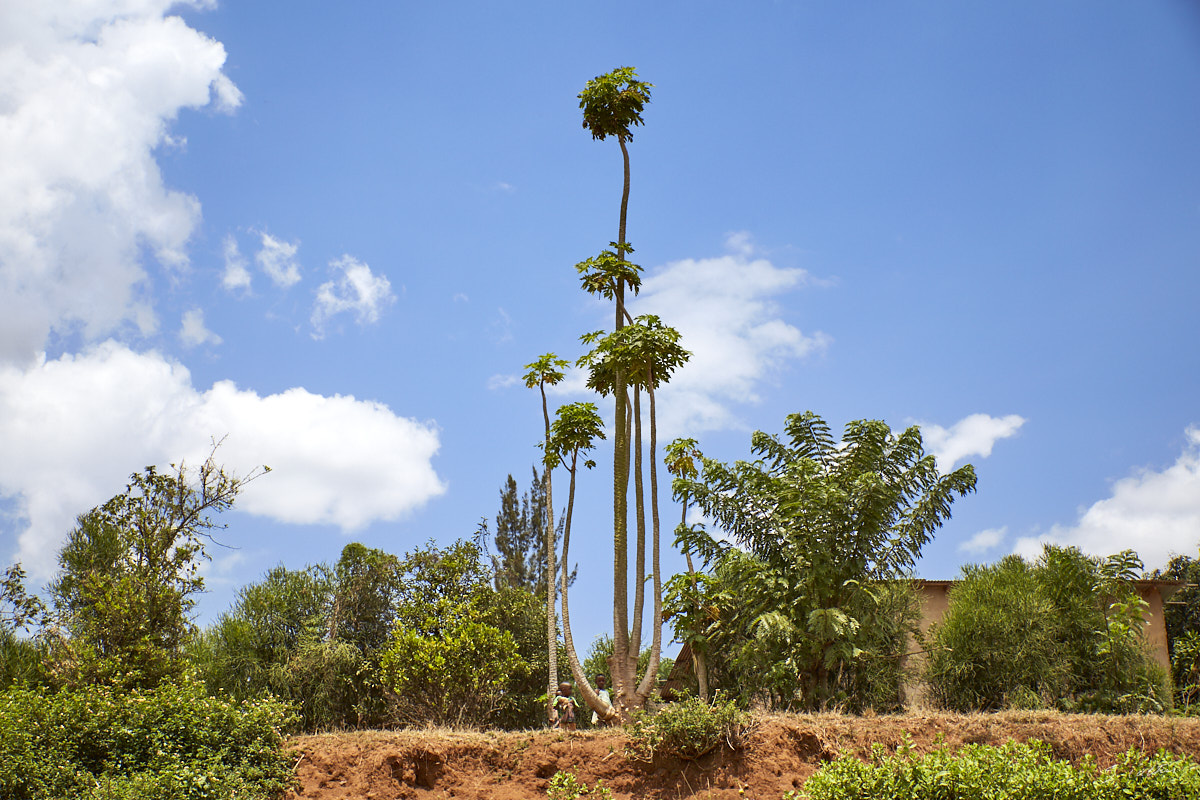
[487, 374, 519, 391]
[256, 232, 301, 289]
[922, 413, 1026, 470]
[179, 307, 221, 348]
[628, 232, 830, 437]
[0, 342, 446, 578]
[221, 234, 251, 292]
[311, 255, 395, 338]
[1014, 426, 1200, 572]
[0, 1, 240, 364]
[959, 526, 1007, 555]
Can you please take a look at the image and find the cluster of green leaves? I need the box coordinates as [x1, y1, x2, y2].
[48, 455, 260, 690]
[925, 545, 1170, 713]
[547, 770, 613, 800]
[192, 543, 399, 730]
[624, 693, 748, 763]
[1154, 553, 1200, 709]
[794, 738, 1200, 800]
[668, 411, 973, 712]
[0, 677, 295, 800]
[379, 539, 542, 727]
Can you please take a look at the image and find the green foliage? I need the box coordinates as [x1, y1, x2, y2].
[625, 693, 748, 763]
[1, 563, 47, 632]
[794, 738, 1200, 800]
[379, 540, 529, 726]
[0, 677, 295, 800]
[578, 315, 689, 395]
[578, 66, 652, 142]
[575, 248, 643, 301]
[547, 770, 613, 800]
[191, 546, 399, 731]
[1173, 631, 1200, 713]
[670, 411, 972, 711]
[926, 545, 1170, 713]
[50, 454, 259, 690]
[1154, 552, 1200, 707]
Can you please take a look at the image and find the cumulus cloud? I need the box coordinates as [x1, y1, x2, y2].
[922, 413, 1026, 470]
[221, 234, 252, 292]
[628, 232, 830, 436]
[256, 232, 302, 289]
[0, 0, 240, 364]
[959, 526, 1007, 555]
[0, 342, 446, 578]
[1013, 426, 1200, 572]
[179, 307, 221, 348]
[311, 255, 395, 337]
[486, 374, 519, 391]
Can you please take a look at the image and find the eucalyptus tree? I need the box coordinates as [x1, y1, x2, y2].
[522, 353, 569, 722]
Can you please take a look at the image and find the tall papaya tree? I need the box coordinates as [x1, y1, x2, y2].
[576, 315, 688, 711]
[575, 65, 655, 721]
[523, 353, 569, 724]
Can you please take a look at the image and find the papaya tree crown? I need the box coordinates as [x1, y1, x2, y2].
[579, 66, 652, 142]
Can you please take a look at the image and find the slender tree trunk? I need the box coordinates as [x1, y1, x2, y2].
[630, 385, 646, 671]
[540, 384, 558, 724]
[635, 377, 663, 702]
[610, 132, 634, 719]
[560, 454, 617, 722]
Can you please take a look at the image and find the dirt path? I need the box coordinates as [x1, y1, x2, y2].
[286, 712, 1200, 800]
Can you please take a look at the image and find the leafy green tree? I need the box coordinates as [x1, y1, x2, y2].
[926, 545, 1170, 712]
[0, 564, 49, 690]
[50, 453, 263, 689]
[1153, 551, 1200, 704]
[378, 540, 528, 727]
[193, 542, 402, 730]
[671, 411, 976, 710]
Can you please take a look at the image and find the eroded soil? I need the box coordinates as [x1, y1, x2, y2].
[286, 712, 1200, 800]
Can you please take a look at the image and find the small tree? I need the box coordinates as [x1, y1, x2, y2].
[379, 540, 527, 726]
[51, 450, 264, 688]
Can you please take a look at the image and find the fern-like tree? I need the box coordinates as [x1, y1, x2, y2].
[671, 412, 977, 710]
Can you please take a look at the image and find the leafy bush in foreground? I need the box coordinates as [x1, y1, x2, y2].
[0, 677, 295, 799]
[625, 693, 749, 762]
[794, 738, 1200, 800]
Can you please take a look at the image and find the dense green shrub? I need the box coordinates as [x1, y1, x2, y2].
[625, 693, 748, 762]
[0, 677, 295, 799]
[794, 739, 1200, 800]
[925, 546, 1170, 712]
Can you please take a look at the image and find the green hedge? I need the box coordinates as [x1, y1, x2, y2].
[0, 677, 295, 799]
[794, 739, 1200, 800]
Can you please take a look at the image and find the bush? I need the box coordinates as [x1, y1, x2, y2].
[0, 677, 296, 799]
[625, 693, 749, 762]
[925, 546, 1171, 712]
[794, 739, 1200, 800]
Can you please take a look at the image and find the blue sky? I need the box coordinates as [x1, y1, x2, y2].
[1, 1, 1198, 652]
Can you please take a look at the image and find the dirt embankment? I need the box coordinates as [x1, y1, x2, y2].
[286, 713, 1200, 800]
